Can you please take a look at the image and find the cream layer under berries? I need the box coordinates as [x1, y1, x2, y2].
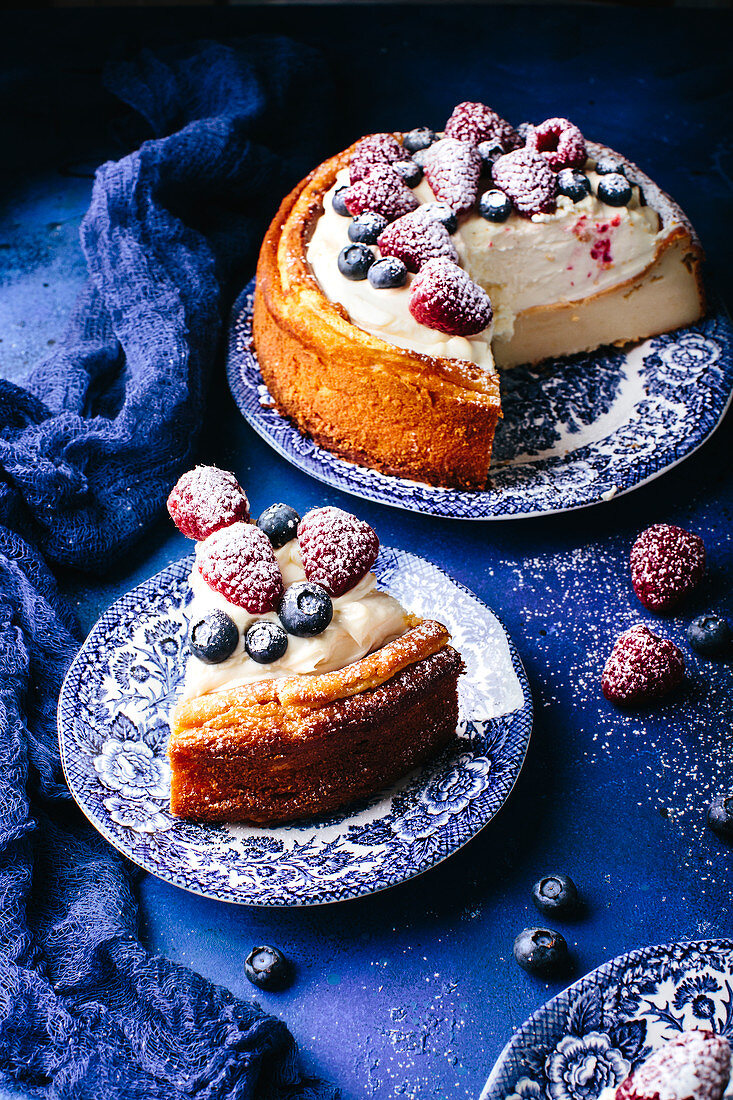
[306, 103, 673, 364]
[167, 467, 411, 702]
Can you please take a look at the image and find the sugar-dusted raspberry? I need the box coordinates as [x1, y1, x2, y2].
[423, 138, 481, 214]
[298, 507, 379, 598]
[630, 523, 705, 613]
[344, 165, 419, 223]
[409, 257, 492, 337]
[525, 117, 587, 171]
[349, 133, 405, 184]
[601, 623, 685, 707]
[616, 1031, 730, 1100]
[491, 147, 558, 217]
[167, 466, 250, 541]
[197, 522, 283, 613]
[444, 101, 522, 152]
[377, 209, 458, 273]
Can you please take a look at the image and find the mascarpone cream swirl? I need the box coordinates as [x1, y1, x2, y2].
[182, 539, 410, 700]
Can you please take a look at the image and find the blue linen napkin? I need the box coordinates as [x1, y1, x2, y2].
[0, 38, 339, 1100]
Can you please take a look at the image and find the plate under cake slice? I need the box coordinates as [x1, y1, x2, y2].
[166, 466, 464, 824]
[253, 102, 704, 490]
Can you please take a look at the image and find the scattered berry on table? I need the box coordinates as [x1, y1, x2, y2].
[348, 212, 389, 245]
[557, 168, 591, 202]
[344, 164, 419, 222]
[393, 159, 423, 187]
[349, 132, 404, 183]
[707, 794, 733, 840]
[531, 873, 579, 917]
[338, 243, 375, 281]
[594, 156, 625, 176]
[415, 201, 458, 234]
[244, 945, 292, 991]
[423, 138, 482, 214]
[688, 613, 732, 656]
[331, 186, 351, 216]
[513, 928, 569, 977]
[368, 256, 408, 289]
[597, 173, 633, 207]
[479, 189, 513, 222]
[244, 620, 289, 664]
[491, 148, 558, 217]
[256, 503, 301, 549]
[444, 100, 522, 152]
[477, 141, 504, 175]
[602, 623, 685, 707]
[378, 209, 458, 272]
[298, 506, 379, 597]
[615, 1030, 731, 1100]
[630, 523, 706, 612]
[279, 580, 333, 637]
[409, 257, 493, 337]
[197, 522, 283, 613]
[187, 611, 239, 665]
[167, 466, 249, 541]
[403, 127, 436, 154]
[525, 117, 587, 171]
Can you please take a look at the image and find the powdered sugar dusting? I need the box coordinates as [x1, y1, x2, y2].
[616, 1030, 731, 1100]
[444, 100, 522, 152]
[377, 210, 458, 272]
[344, 164, 419, 223]
[167, 465, 250, 541]
[526, 117, 587, 171]
[298, 506, 379, 597]
[601, 623, 685, 706]
[631, 523, 706, 612]
[423, 138, 481, 214]
[196, 521, 283, 613]
[409, 257, 492, 337]
[349, 133, 404, 183]
[491, 147, 558, 217]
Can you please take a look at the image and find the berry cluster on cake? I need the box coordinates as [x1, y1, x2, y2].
[597, 1030, 731, 1100]
[253, 100, 704, 489]
[166, 466, 464, 823]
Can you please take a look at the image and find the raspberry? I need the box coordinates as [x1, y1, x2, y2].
[344, 165, 419, 223]
[409, 257, 492, 337]
[630, 523, 706, 613]
[298, 507, 379, 598]
[525, 117, 587, 171]
[601, 623, 685, 707]
[196, 522, 283, 613]
[491, 148, 558, 217]
[444, 101, 522, 152]
[615, 1031, 730, 1100]
[167, 466, 250, 541]
[349, 133, 404, 183]
[423, 138, 481, 214]
[377, 209, 458, 272]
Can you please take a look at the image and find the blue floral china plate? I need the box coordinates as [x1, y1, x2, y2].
[227, 281, 733, 520]
[58, 548, 532, 906]
[481, 938, 733, 1100]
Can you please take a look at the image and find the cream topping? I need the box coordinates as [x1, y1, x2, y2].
[181, 539, 410, 700]
[306, 158, 663, 361]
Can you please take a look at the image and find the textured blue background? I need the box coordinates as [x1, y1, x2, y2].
[2, 7, 732, 1099]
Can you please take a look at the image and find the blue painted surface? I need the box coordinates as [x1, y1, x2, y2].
[2, 8, 732, 1099]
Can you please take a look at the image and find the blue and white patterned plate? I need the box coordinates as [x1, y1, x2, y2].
[227, 281, 733, 520]
[482, 939, 733, 1099]
[58, 548, 532, 906]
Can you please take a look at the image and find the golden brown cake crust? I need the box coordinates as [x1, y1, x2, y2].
[168, 620, 465, 824]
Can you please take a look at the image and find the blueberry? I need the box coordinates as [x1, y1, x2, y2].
[244, 945, 292, 991]
[594, 157, 625, 176]
[279, 581, 333, 637]
[513, 928, 570, 977]
[188, 611, 239, 665]
[348, 212, 389, 245]
[707, 794, 733, 840]
[687, 613, 732, 656]
[557, 168, 591, 203]
[420, 202, 458, 234]
[244, 620, 288, 664]
[393, 159, 423, 187]
[516, 122, 534, 142]
[332, 186, 351, 216]
[532, 873, 579, 916]
[597, 173, 633, 207]
[338, 243, 375, 281]
[403, 127, 436, 154]
[257, 502, 301, 548]
[477, 141, 504, 175]
[479, 189, 512, 223]
[368, 257, 408, 289]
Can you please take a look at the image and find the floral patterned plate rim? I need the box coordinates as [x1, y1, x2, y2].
[226, 281, 733, 520]
[481, 938, 733, 1100]
[58, 547, 532, 906]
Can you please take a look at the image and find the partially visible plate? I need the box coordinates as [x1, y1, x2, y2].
[58, 548, 532, 906]
[227, 280, 733, 520]
[482, 938, 733, 1099]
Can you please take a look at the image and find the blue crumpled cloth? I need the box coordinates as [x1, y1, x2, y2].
[0, 38, 339, 1100]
